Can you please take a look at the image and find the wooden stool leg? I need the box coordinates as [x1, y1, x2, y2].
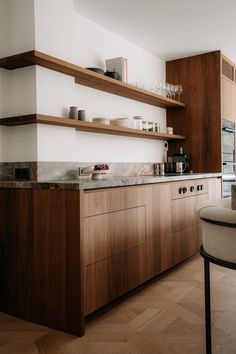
[204, 258, 212, 354]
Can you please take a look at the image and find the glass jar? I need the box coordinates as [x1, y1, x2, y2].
[133, 116, 143, 129]
[148, 121, 154, 132]
[154, 122, 160, 133]
[142, 120, 149, 131]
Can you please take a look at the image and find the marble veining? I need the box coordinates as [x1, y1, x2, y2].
[0, 161, 155, 181]
[0, 173, 222, 190]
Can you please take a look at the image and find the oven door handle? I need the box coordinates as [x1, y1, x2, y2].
[222, 127, 236, 133]
[234, 150, 236, 173]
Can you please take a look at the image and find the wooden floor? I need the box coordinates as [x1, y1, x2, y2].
[1, 255, 236, 354]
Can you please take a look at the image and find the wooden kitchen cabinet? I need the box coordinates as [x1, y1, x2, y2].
[221, 76, 236, 121]
[0, 177, 222, 335]
[167, 51, 236, 174]
[208, 176, 222, 200]
[82, 184, 171, 315]
[0, 188, 84, 336]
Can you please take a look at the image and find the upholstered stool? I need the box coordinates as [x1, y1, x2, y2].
[197, 198, 236, 354]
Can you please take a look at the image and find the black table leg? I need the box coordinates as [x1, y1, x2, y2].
[204, 258, 212, 354]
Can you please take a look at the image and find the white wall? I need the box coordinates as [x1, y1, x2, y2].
[1, 125, 38, 162]
[0, 0, 37, 162]
[0, 0, 167, 163]
[34, 0, 74, 61]
[0, 0, 9, 57]
[8, 0, 35, 56]
[36, 11, 167, 162]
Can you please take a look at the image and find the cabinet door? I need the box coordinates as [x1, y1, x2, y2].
[208, 177, 222, 200]
[222, 76, 235, 120]
[84, 252, 127, 315]
[83, 206, 146, 266]
[172, 224, 199, 264]
[171, 194, 208, 233]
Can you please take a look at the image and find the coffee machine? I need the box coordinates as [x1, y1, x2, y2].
[168, 147, 191, 173]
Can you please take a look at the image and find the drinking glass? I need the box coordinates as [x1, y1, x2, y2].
[170, 84, 175, 99]
[155, 80, 162, 94]
[161, 82, 167, 96]
[176, 84, 183, 101]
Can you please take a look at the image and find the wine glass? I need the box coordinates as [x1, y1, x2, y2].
[170, 84, 175, 99]
[176, 84, 183, 101]
[166, 83, 172, 98]
[161, 82, 167, 96]
[155, 80, 162, 94]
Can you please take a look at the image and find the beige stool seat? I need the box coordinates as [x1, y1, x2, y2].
[197, 198, 236, 263]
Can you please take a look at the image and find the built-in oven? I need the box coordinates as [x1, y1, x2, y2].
[222, 119, 236, 197]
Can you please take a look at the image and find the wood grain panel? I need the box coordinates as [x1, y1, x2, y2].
[153, 183, 172, 273]
[83, 185, 148, 217]
[208, 177, 222, 200]
[0, 188, 84, 337]
[167, 51, 222, 173]
[221, 76, 235, 120]
[0, 189, 33, 318]
[84, 252, 127, 315]
[0, 51, 185, 109]
[171, 179, 208, 200]
[172, 224, 199, 264]
[0, 115, 186, 141]
[83, 206, 146, 266]
[127, 245, 147, 290]
[171, 194, 208, 233]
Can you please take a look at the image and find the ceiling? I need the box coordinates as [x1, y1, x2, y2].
[74, 0, 236, 62]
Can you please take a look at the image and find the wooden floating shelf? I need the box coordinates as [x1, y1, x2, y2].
[0, 114, 186, 141]
[0, 51, 186, 109]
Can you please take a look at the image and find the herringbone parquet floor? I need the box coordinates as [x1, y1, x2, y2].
[1, 256, 236, 354]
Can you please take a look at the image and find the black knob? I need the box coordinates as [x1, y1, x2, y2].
[183, 187, 187, 193]
[197, 185, 201, 191]
[179, 187, 183, 194]
[190, 186, 194, 192]
[201, 184, 204, 190]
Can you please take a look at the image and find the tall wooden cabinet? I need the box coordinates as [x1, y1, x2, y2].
[166, 51, 236, 173]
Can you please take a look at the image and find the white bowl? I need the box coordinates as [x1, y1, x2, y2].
[92, 117, 110, 125]
[110, 118, 130, 128]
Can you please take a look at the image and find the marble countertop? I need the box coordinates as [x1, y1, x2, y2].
[0, 173, 222, 190]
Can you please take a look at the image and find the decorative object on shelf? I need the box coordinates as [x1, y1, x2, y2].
[0, 114, 186, 141]
[92, 117, 110, 125]
[110, 118, 130, 128]
[78, 110, 86, 121]
[86, 67, 104, 75]
[105, 70, 120, 80]
[133, 116, 143, 129]
[176, 84, 183, 101]
[92, 164, 111, 180]
[69, 106, 78, 119]
[166, 127, 173, 134]
[154, 122, 161, 133]
[105, 57, 128, 82]
[0, 51, 185, 109]
[142, 120, 148, 131]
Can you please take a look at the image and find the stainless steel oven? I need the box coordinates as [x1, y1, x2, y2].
[222, 119, 236, 197]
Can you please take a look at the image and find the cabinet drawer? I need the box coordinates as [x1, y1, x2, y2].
[171, 193, 208, 232]
[171, 179, 208, 200]
[172, 224, 199, 264]
[83, 185, 150, 217]
[84, 244, 147, 315]
[83, 206, 146, 266]
[84, 252, 127, 315]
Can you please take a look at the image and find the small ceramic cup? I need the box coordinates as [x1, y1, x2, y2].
[167, 127, 173, 134]
[78, 110, 86, 121]
[69, 106, 78, 119]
